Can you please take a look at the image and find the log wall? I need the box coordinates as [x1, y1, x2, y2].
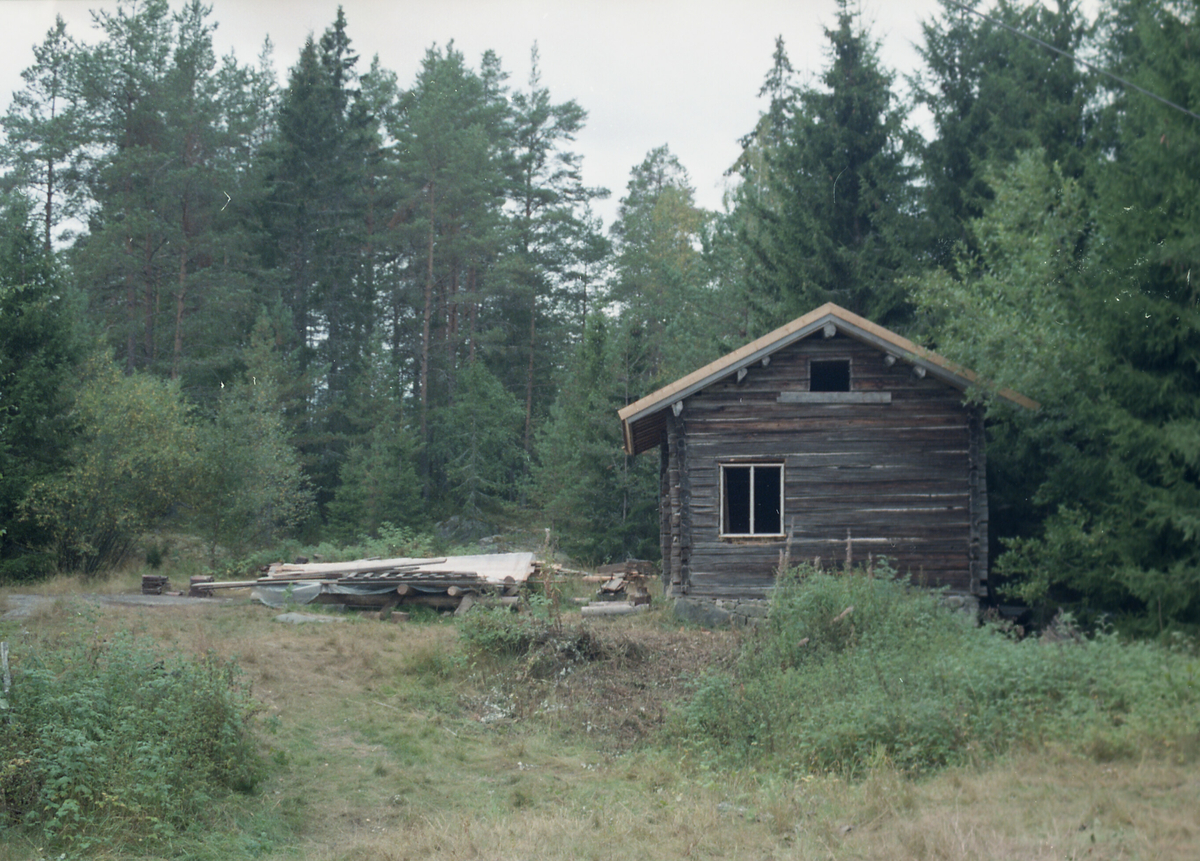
[663, 333, 986, 599]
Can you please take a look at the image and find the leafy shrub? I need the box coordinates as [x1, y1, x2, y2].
[22, 356, 201, 576]
[457, 592, 647, 679]
[0, 632, 261, 851]
[457, 594, 557, 658]
[226, 523, 441, 578]
[679, 565, 1200, 776]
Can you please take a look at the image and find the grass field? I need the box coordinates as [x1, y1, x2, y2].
[1, 570, 1198, 860]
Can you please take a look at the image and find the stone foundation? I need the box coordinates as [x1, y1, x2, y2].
[671, 596, 768, 628]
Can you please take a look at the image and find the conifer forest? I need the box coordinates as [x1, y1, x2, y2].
[2, 0, 1198, 636]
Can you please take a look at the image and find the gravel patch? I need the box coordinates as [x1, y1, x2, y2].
[1, 592, 224, 620]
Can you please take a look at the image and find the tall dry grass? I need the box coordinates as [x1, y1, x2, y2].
[1, 568, 1197, 860]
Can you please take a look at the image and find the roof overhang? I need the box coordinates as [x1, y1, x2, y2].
[617, 303, 1038, 455]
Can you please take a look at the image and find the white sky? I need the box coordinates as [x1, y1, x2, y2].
[1, 0, 1093, 229]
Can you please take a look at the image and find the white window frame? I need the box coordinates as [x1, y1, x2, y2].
[719, 462, 785, 537]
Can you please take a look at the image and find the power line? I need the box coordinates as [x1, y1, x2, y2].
[945, 0, 1200, 123]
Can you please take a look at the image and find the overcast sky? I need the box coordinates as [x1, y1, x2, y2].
[1, 1, 1085, 229]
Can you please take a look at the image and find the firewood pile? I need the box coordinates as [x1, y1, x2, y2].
[580, 560, 654, 617]
[141, 574, 170, 595]
[191, 553, 539, 614]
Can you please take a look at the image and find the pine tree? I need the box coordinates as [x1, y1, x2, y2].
[388, 43, 510, 496]
[1, 15, 87, 250]
[68, 0, 265, 386]
[506, 44, 608, 453]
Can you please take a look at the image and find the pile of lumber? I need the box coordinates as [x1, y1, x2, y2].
[141, 574, 170, 595]
[581, 559, 654, 617]
[192, 553, 539, 614]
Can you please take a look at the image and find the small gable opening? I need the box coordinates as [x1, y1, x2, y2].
[810, 359, 850, 391]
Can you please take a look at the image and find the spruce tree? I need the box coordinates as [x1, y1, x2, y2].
[912, 0, 1094, 266]
[609, 145, 713, 385]
[259, 8, 380, 508]
[0, 193, 83, 580]
[1052, 0, 1200, 632]
[742, 0, 919, 326]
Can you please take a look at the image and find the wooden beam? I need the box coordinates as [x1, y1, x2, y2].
[736, 367, 748, 383]
[884, 354, 897, 367]
[671, 400, 683, 417]
[778, 391, 892, 404]
[581, 603, 649, 617]
[619, 303, 1039, 456]
[823, 322, 837, 338]
[188, 580, 257, 590]
[761, 356, 771, 368]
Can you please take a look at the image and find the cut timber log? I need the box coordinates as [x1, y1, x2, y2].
[580, 603, 649, 617]
[192, 579, 259, 590]
[454, 594, 476, 616]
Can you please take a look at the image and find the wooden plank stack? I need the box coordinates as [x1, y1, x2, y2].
[196, 552, 541, 613]
[141, 574, 170, 595]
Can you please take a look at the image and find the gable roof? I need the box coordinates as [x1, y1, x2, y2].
[618, 302, 1038, 455]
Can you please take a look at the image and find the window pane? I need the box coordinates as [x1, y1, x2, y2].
[753, 466, 782, 534]
[723, 466, 751, 534]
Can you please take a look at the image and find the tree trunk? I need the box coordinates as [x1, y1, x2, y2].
[524, 299, 536, 454]
[173, 243, 188, 380]
[419, 182, 435, 478]
[44, 157, 54, 253]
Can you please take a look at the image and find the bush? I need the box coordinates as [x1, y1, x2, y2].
[223, 523, 442, 579]
[21, 356, 200, 576]
[0, 632, 261, 851]
[679, 565, 1200, 776]
[457, 594, 557, 659]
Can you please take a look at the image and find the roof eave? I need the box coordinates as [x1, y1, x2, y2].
[618, 304, 1039, 455]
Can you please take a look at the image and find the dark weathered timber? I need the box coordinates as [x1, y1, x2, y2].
[659, 441, 671, 592]
[967, 406, 988, 595]
[665, 413, 682, 590]
[653, 332, 991, 599]
[664, 410, 692, 593]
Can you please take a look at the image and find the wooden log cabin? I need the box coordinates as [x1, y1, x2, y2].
[617, 303, 1037, 605]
